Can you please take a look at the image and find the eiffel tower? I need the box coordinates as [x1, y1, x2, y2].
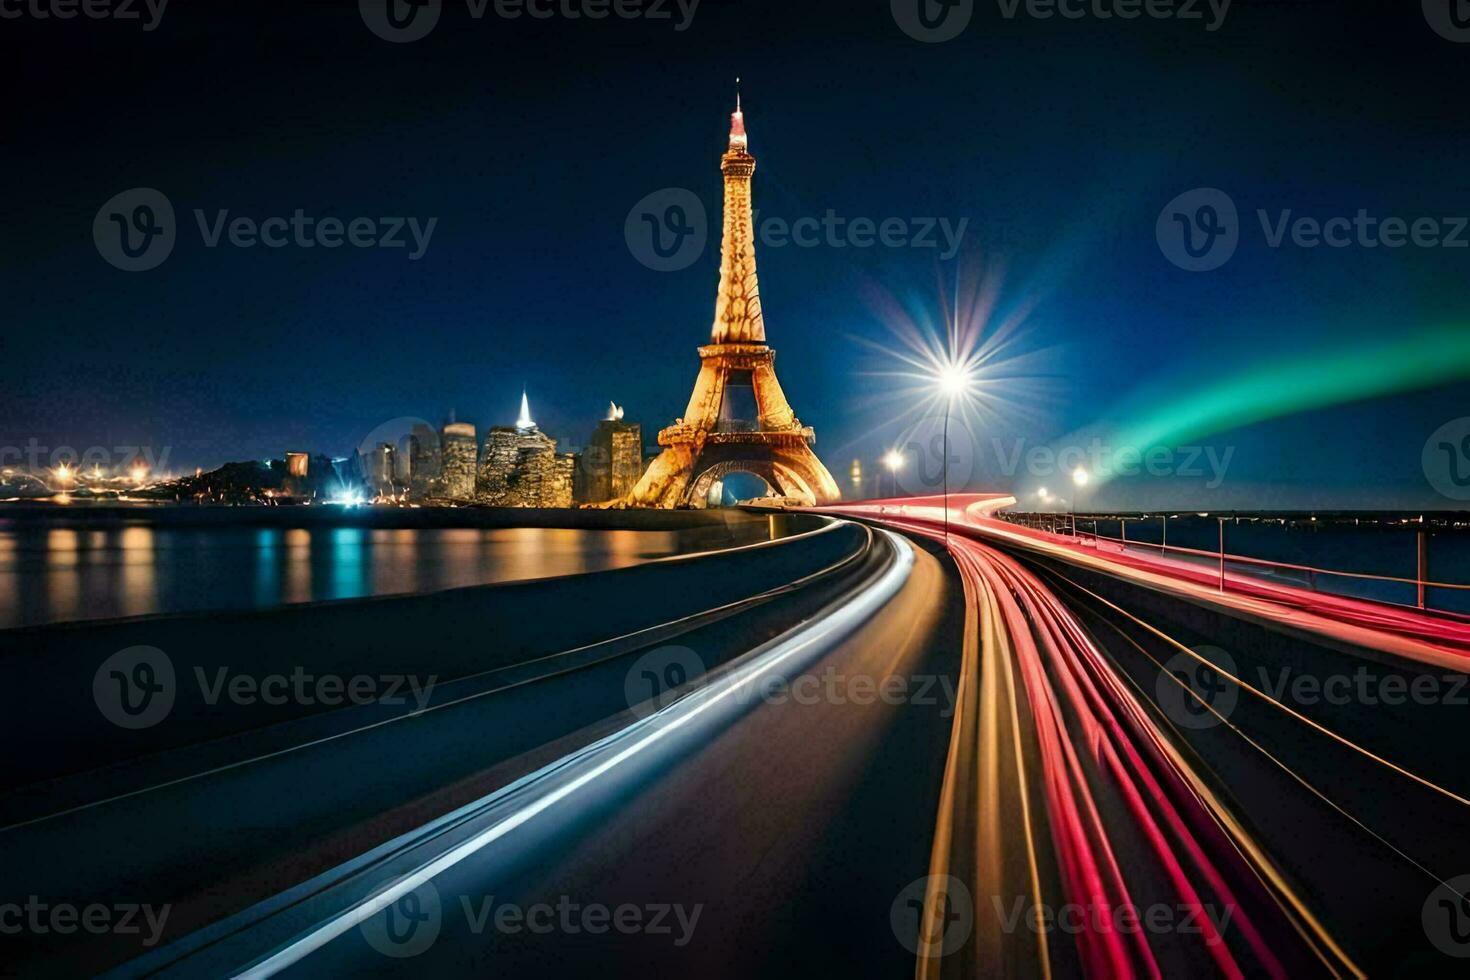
[628, 91, 841, 508]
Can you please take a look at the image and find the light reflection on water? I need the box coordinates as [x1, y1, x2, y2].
[0, 524, 699, 630]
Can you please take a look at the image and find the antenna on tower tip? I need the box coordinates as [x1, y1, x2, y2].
[735, 76, 741, 112]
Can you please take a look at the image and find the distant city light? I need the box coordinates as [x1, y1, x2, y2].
[1072, 467, 1089, 487]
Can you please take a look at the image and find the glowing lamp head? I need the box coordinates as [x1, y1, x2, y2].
[936, 363, 972, 399]
[1072, 467, 1089, 487]
[55, 464, 73, 482]
[130, 466, 148, 484]
[883, 450, 905, 472]
[1038, 488, 1050, 500]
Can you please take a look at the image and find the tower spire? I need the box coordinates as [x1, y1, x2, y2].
[516, 389, 535, 430]
[712, 87, 763, 344]
[729, 77, 747, 149]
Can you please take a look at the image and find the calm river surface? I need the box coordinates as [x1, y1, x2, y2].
[0, 516, 760, 630]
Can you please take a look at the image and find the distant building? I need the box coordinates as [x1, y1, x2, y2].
[408, 423, 441, 500]
[284, 452, 309, 496]
[579, 402, 643, 503]
[364, 442, 398, 497]
[476, 392, 573, 508]
[440, 421, 478, 500]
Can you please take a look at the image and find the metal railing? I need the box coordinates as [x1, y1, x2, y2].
[1000, 513, 1470, 620]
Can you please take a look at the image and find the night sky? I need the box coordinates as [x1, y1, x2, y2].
[5, 0, 1469, 509]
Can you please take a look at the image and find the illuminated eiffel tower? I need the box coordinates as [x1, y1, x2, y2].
[628, 90, 841, 508]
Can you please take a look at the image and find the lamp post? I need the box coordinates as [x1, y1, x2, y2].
[1071, 466, 1089, 542]
[883, 449, 905, 498]
[935, 365, 970, 542]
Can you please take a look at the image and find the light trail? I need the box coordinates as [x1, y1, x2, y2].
[230, 528, 915, 979]
[816, 498, 1368, 978]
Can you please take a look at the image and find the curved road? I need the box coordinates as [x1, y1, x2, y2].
[5, 503, 1470, 976]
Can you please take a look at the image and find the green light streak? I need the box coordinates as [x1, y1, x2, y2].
[1104, 324, 1470, 476]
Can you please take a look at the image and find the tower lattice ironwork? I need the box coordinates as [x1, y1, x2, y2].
[627, 94, 841, 508]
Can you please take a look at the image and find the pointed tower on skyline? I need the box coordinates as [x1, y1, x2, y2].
[626, 91, 841, 508]
[515, 389, 536, 431]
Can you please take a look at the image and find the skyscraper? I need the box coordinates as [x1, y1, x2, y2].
[582, 402, 643, 503]
[440, 421, 478, 500]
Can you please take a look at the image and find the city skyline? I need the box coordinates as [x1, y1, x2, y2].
[5, 3, 1470, 511]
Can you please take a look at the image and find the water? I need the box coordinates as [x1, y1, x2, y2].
[0, 520, 747, 630]
[1083, 515, 1470, 615]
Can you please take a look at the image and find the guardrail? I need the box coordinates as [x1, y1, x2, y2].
[1000, 513, 1470, 620]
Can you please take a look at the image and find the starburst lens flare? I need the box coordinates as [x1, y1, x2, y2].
[849, 263, 1056, 480]
[938, 363, 973, 398]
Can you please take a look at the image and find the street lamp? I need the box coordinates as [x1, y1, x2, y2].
[883, 449, 905, 498]
[931, 361, 975, 542]
[1071, 466, 1089, 541]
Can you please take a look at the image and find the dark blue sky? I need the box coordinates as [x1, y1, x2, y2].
[4, 0, 1469, 508]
